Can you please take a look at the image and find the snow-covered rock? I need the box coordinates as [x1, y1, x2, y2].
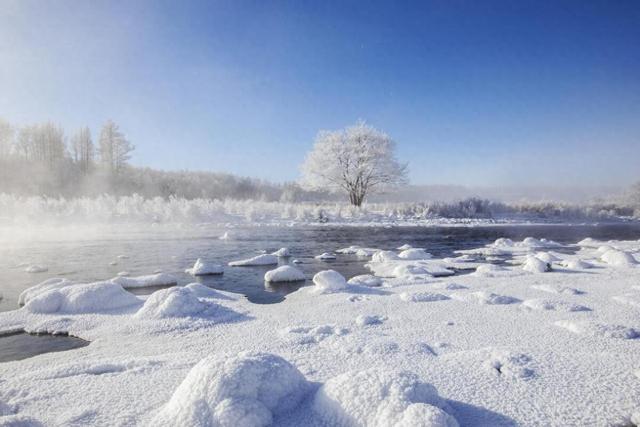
[134, 287, 211, 319]
[264, 266, 305, 282]
[315, 252, 337, 260]
[152, 352, 309, 427]
[347, 274, 383, 287]
[398, 248, 433, 260]
[185, 258, 223, 276]
[24, 282, 140, 314]
[522, 256, 551, 273]
[312, 270, 347, 294]
[229, 254, 278, 267]
[271, 247, 291, 257]
[312, 369, 458, 427]
[111, 273, 178, 289]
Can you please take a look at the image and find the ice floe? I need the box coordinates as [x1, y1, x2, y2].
[264, 265, 305, 282]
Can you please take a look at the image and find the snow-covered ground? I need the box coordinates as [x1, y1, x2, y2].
[1, 237, 640, 426]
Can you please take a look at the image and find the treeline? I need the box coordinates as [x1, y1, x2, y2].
[0, 118, 325, 201]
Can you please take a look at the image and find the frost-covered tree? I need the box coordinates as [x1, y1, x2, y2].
[71, 127, 94, 174]
[99, 120, 134, 174]
[16, 122, 66, 166]
[0, 118, 13, 159]
[300, 121, 408, 206]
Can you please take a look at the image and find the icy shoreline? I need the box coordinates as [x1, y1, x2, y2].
[0, 237, 639, 425]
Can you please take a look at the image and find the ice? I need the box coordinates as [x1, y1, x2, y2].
[312, 270, 347, 294]
[24, 281, 140, 314]
[347, 274, 383, 287]
[24, 265, 48, 273]
[229, 254, 278, 266]
[522, 256, 551, 273]
[312, 369, 458, 427]
[134, 287, 214, 319]
[396, 244, 414, 250]
[336, 246, 378, 256]
[110, 273, 178, 289]
[264, 265, 305, 282]
[152, 352, 309, 427]
[185, 258, 224, 276]
[315, 252, 337, 260]
[371, 250, 399, 262]
[271, 247, 291, 257]
[398, 248, 433, 260]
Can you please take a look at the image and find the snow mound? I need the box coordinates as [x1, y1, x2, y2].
[312, 270, 347, 294]
[400, 292, 450, 302]
[577, 237, 600, 247]
[135, 287, 211, 319]
[471, 291, 520, 305]
[19, 277, 74, 305]
[371, 250, 400, 262]
[185, 258, 223, 276]
[355, 315, 386, 326]
[522, 299, 590, 312]
[531, 284, 584, 295]
[336, 246, 361, 254]
[393, 264, 430, 277]
[432, 282, 467, 290]
[229, 254, 278, 267]
[473, 264, 509, 277]
[264, 266, 305, 282]
[611, 294, 640, 308]
[315, 252, 337, 260]
[535, 252, 561, 263]
[24, 264, 48, 273]
[312, 369, 458, 427]
[110, 273, 178, 289]
[398, 248, 433, 260]
[600, 250, 638, 267]
[560, 259, 592, 269]
[347, 274, 383, 287]
[24, 281, 140, 314]
[521, 237, 561, 248]
[355, 248, 378, 257]
[271, 247, 290, 257]
[152, 352, 309, 427]
[522, 256, 551, 273]
[485, 350, 535, 379]
[555, 320, 640, 339]
[184, 283, 233, 300]
[283, 325, 350, 345]
[493, 238, 514, 247]
[396, 244, 414, 250]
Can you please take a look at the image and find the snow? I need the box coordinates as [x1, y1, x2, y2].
[110, 273, 178, 289]
[271, 247, 291, 257]
[24, 281, 140, 314]
[398, 248, 433, 260]
[347, 274, 383, 287]
[560, 259, 592, 269]
[185, 258, 224, 276]
[311, 270, 347, 294]
[314, 252, 337, 260]
[229, 254, 278, 267]
[152, 352, 309, 427]
[312, 369, 458, 427]
[264, 266, 305, 283]
[396, 244, 414, 250]
[2, 236, 640, 426]
[371, 250, 399, 262]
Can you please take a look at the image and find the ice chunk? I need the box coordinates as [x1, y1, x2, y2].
[152, 352, 309, 427]
[24, 281, 140, 314]
[398, 248, 433, 260]
[371, 251, 399, 262]
[264, 265, 305, 282]
[315, 252, 337, 260]
[312, 270, 347, 294]
[24, 265, 48, 273]
[312, 369, 458, 427]
[396, 244, 414, 250]
[185, 258, 224, 276]
[229, 254, 278, 267]
[522, 256, 551, 273]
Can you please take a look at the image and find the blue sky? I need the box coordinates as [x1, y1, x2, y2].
[1, 0, 639, 187]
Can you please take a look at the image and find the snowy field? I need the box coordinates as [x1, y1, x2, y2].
[1, 234, 639, 426]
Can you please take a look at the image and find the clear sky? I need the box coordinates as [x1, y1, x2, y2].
[1, 0, 639, 187]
